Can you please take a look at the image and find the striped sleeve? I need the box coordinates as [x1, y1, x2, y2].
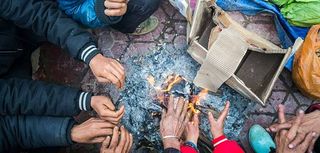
[79, 43, 101, 64]
[77, 92, 93, 111]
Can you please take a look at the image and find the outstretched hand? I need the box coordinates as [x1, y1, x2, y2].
[208, 101, 230, 139]
[160, 96, 190, 149]
[90, 54, 125, 89]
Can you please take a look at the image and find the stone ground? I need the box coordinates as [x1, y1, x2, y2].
[35, 1, 319, 153]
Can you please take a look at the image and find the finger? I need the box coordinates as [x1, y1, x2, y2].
[269, 123, 292, 132]
[179, 99, 189, 122]
[193, 114, 199, 126]
[287, 110, 304, 141]
[103, 111, 124, 123]
[300, 132, 317, 152]
[308, 133, 319, 153]
[91, 137, 107, 143]
[102, 106, 125, 118]
[102, 136, 111, 148]
[128, 134, 133, 153]
[112, 59, 125, 71]
[102, 69, 121, 88]
[105, 1, 126, 9]
[105, 9, 125, 16]
[123, 128, 130, 153]
[278, 104, 286, 123]
[103, 98, 116, 111]
[167, 95, 174, 114]
[175, 97, 184, 117]
[117, 126, 126, 153]
[217, 101, 230, 123]
[288, 132, 306, 149]
[109, 126, 120, 148]
[109, 62, 125, 88]
[96, 128, 113, 136]
[97, 77, 111, 83]
[108, 0, 127, 3]
[161, 109, 167, 121]
[208, 112, 217, 128]
[95, 122, 116, 129]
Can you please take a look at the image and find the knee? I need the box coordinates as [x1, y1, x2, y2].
[136, 0, 161, 15]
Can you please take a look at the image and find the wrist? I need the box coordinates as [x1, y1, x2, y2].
[163, 138, 180, 150]
[213, 132, 224, 139]
[89, 53, 103, 67]
[70, 125, 80, 143]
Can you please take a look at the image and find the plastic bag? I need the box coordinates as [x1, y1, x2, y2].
[269, 0, 320, 27]
[293, 25, 320, 99]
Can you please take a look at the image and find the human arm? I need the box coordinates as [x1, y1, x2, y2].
[57, 0, 127, 28]
[207, 101, 245, 153]
[0, 0, 125, 87]
[160, 96, 190, 151]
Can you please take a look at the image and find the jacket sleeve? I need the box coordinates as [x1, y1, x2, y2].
[0, 0, 100, 64]
[212, 135, 245, 153]
[0, 78, 92, 116]
[164, 148, 181, 153]
[0, 115, 75, 152]
[57, 0, 122, 28]
[180, 141, 199, 153]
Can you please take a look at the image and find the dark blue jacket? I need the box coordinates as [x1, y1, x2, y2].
[0, 78, 93, 153]
[57, 0, 123, 28]
[0, 0, 97, 151]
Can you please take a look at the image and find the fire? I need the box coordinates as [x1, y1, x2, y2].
[152, 74, 208, 114]
[189, 89, 208, 114]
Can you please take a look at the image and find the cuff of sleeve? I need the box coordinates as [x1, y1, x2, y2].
[79, 43, 101, 64]
[94, 0, 123, 25]
[78, 92, 93, 111]
[66, 119, 76, 144]
[183, 141, 199, 153]
[306, 103, 320, 114]
[212, 135, 228, 147]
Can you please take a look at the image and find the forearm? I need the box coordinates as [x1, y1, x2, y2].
[0, 115, 75, 152]
[0, 78, 92, 116]
[0, 0, 100, 64]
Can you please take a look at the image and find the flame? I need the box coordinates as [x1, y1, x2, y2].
[188, 89, 208, 114]
[161, 75, 183, 92]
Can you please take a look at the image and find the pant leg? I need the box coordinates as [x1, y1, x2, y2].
[111, 0, 161, 33]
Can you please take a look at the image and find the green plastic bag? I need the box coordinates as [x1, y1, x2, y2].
[270, 0, 320, 27]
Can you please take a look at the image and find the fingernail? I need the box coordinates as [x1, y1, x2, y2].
[299, 110, 304, 114]
[107, 136, 110, 139]
[266, 128, 270, 132]
[313, 132, 317, 137]
[208, 112, 212, 115]
[289, 144, 294, 148]
[270, 127, 275, 131]
[121, 125, 124, 129]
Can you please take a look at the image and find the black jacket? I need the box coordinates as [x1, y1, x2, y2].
[0, 0, 100, 64]
[0, 0, 99, 151]
[0, 78, 93, 153]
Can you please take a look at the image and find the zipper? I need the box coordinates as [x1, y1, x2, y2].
[0, 49, 23, 54]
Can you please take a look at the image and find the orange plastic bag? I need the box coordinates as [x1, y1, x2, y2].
[293, 25, 320, 99]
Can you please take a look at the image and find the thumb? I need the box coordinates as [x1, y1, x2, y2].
[103, 97, 115, 111]
[208, 112, 216, 128]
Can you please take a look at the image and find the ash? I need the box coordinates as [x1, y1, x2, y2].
[112, 43, 252, 151]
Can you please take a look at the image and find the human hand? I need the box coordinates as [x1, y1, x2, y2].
[71, 118, 115, 143]
[160, 96, 190, 149]
[104, 0, 128, 16]
[185, 114, 200, 145]
[100, 126, 133, 153]
[274, 105, 319, 153]
[208, 101, 230, 139]
[91, 96, 125, 124]
[89, 54, 125, 89]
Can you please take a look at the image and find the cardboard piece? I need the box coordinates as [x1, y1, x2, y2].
[187, 0, 300, 105]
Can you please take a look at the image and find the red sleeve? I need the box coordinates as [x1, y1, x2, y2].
[180, 145, 198, 153]
[212, 135, 245, 153]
